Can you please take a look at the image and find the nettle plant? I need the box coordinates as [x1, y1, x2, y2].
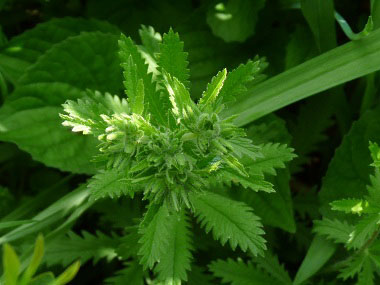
[60, 29, 295, 283]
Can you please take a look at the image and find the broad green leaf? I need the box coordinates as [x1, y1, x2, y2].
[158, 28, 190, 87]
[319, 107, 380, 218]
[209, 259, 274, 285]
[189, 191, 266, 256]
[3, 243, 20, 285]
[0, 83, 98, 174]
[207, 0, 266, 42]
[198, 69, 227, 111]
[223, 29, 380, 126]
[313, 218, 354, 244]
[19, 32, 122, 94]
[155, 209, 193, 284]
[0, 18, 119, 83]
[293, 236, 336, 285]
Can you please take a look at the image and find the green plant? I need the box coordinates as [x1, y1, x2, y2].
[2, 0, 380, 284]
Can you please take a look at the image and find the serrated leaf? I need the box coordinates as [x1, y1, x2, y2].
[313, 218, 354, 244]
[88, 169, 135, 200]
[219, 59, 267, 105]
[138, 203, 171, 269]
[44, 231, 119, 267]
[209, 258, 274, 285]
[247, 143, 296, 176]
[189, 191, 266, 256]
[155, 208, 193, 284]
[348, 213, 380, 249]
[158, 28, 190, 87]
[119, 34, 167, 126]
[198, 68, 227, 111]
[255, 253, 292, 285]
[139, 25, 162, 56]
[338, 253, 367, 280]
[162, 69, 197, 122]
[369, 141, 380, 168]
[220, 168, 274, 193]
[61, 90, 129, 136]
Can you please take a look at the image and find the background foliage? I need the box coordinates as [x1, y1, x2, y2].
[1, 0, 380, 284]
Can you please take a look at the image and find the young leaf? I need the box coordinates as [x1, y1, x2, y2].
[219, 59, 267, 105]
[189, 191, 266, 256]
[3, 243, 20, 285]
[139, 25, 162, 56]
[158, 28, 190, 87]
[19, 234, 44, 285]
[198, 68, 227, 111]
[119, 34, 167, 125]
[53, 260, 80, 285]
[209, 258, 274, 285]
[155, 209, 193, 284]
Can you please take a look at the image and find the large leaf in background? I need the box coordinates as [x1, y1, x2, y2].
[242, 115, 296, 232]
[0, 18, 119, 84]
[19, 32, 122, 94]
[0, 83, 98, 174]
[206, 0, 266, 43]
[0, 32, 122, 173]
[319, 107, 380, 218]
